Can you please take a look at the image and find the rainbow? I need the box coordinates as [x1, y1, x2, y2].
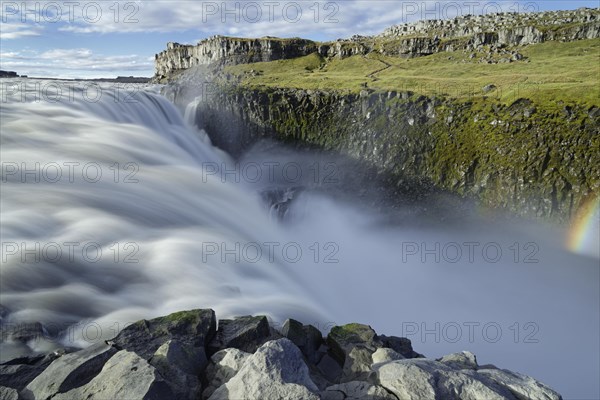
[567, 195, 600, 259]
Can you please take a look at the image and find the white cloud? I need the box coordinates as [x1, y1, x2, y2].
[0, 22, 42, 39]
[39, 48, 93, 59]
[3, 0, 580, 40]
[0, 48, 153, 78]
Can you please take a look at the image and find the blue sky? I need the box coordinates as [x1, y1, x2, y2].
[1, 0, 598, 78]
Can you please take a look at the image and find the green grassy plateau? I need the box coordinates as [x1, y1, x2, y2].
[224, 38, 600, 107]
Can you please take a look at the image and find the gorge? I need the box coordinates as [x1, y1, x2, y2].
[154, 7, 600, 223]
[1, 6, 599, 400]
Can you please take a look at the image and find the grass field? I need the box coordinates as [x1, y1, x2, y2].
[224, 38, 600, 107]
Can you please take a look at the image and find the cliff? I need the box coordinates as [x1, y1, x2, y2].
[381, 7, 599, 40]
[156, 8, 600, 223]
[154, 8, 600, 81]
[1, 309, 563, 399]
[170, 82, 599, 223]
[154, 36, 317, 81]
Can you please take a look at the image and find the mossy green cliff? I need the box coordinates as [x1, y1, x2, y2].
[176, 81, 599, 223]
[160, 8, 600, 223]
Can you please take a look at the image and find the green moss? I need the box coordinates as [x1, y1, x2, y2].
[330, 323, 373, 340]
[158, 310, 199, 324]
[224, 38, 600, 107]
[207, 42, 599, 223]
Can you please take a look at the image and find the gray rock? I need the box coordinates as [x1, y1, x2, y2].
[0, 354, 58, 391]
[321, 381, 397, 400]
[476, 368, 562, 400]
[438, 351, 478, 370]
[483, 84, 497, 93]
[208, 338, 319, 400]
[111, 309, 216, 360]
[326, 323, 420, 382]
[154, 37, 318, 81]
[588, 106, 600, 119]
[374, 357, 561, 400]
[202, 348, 251, 399]
[375, 359, 438, 400]
[0, 386, 19, 400]
[151, 339, 207, 375]
[340, 346, 376, 383]
[281, 319, 324, 364]
[52, 350, 174, 400]
[327, 324, 379, 366]
[149, 340, 206, 400]
[208, 315, 271, 355]
[378, 335, 422, 359]
[371, 347, 405, 365]
[317, 353, 343, 383]
[21, 343, 116, 400]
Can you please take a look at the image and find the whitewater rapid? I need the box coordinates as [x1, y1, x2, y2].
[0, 79, 598, 398]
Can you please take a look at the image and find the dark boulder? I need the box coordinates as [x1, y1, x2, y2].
[208, 315, 271, 355]
[110, 309, 216, 360]
[281, 319, 325, 364]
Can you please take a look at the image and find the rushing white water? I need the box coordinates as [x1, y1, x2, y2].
[0, 79, 598, 398]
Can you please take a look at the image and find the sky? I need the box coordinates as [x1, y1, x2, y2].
[0, 0, 598, 78]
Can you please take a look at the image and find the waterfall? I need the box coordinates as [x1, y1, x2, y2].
[0, 79, 598, 398]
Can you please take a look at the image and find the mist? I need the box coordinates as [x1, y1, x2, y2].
[0, 80, 598, 398]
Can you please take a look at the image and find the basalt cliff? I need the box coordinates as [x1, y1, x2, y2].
[154, 8, 600, 79]
[154, 8, 600, 223]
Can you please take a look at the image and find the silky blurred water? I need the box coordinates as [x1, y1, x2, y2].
[0, 79, 598, 398]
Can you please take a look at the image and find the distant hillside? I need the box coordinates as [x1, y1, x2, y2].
[154, 7, 599, 81]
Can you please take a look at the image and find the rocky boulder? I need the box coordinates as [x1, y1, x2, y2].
[208, 315, 272, 355]
[438, 351, 479, 370]
[0, 309, 563, 400]
[52, 350, 174, 400]
[149, 339, 207, 399]
[326, 323, 421, 382]
[321, 381, 397, 400]
[208, 338, 320, 400]
[21, 343, 116, 400]
[374, 358, 562, 400]
[280, 319, 325, 364]
[0, 386, 19, 400]
[202, 348, 251, 399]
[110, 309, 216, 361]
[0, 353, 60, 392]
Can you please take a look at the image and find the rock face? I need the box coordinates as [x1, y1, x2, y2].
[374, 357, 563, 400]
[155, 36, 317, 80]
[154, 8, 600, 80]
[208, 338, 320, 400]
[381, 8, 599, 41]
[0, 309, 563, 400]
[281, 318, 325, 364]
[110, 309, 216, 359]
[0, 354, 60, 392]
[202, 348, 251, 398]
[21, 343, 116, 400]
[154, 9, 599, 223]
[52, 350, 175, 400]
[322, 381, 397, 400]
[207, 315, 272, 354]
[181, 84, 599, 223]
